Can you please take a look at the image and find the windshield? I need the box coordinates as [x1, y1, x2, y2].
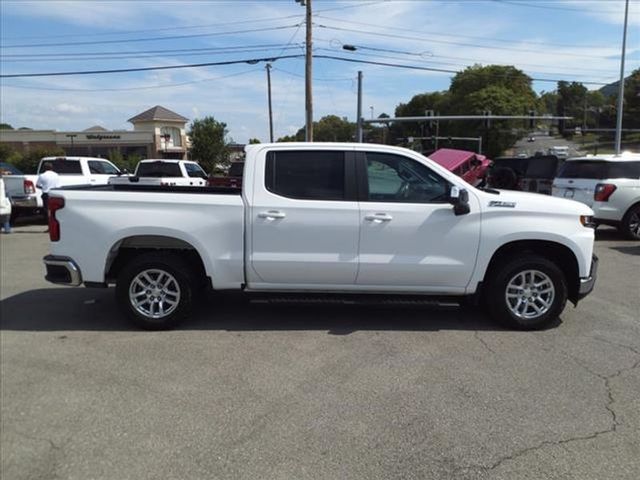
[525, 156, 560, 179]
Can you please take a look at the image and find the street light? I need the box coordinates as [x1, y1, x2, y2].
[65, 134, 77, 155]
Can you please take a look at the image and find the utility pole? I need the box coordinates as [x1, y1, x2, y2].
[356, 71, 363, 142]
[297, 0, 313, 141]
[266, 63, 274, 143]
[615, 0, 629, 155]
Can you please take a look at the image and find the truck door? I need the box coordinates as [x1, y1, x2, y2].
[355, 151, 481, 291]
[248, 149, 360, 288]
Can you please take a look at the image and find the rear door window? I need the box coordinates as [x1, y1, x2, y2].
[265, 151, 346, 201]
[45, 159, 82, 175]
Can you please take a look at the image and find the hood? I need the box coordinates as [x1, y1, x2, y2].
[478, 189, 594, 216]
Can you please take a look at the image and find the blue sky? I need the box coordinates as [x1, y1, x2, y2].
[1, 0, 638, 142]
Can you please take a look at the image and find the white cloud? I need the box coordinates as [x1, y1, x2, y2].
[54, 103, 87, 114]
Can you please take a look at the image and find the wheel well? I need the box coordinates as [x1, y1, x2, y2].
[105, 235, 208, 286]
[483, 240, 580, 303]
[623, 201, 640, 220]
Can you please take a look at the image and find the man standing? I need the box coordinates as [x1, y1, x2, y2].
[36, 162, 60, 214]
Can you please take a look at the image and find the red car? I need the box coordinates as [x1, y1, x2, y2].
[428, 148, 492, 186]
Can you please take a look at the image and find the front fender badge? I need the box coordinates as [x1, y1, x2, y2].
[488, 201, 516, 208]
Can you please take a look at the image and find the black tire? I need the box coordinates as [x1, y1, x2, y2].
[116, 252, 195, 330]
[485, 254, 567, 330]
[619, 204, 640, 240]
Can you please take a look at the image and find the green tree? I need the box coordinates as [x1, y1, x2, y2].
[11, 147, 65, 174]
[0, 123, 13, 130]
[276, 115, 356, 142]
[248, 138, 261, 144]
[557, 81, 588, 132]
[188, 116, 230, 172]
[623, 68, 640, 128]
[447, 65, 536, 157]
[538, 91, 558, 115]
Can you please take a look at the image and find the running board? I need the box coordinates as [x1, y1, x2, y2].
[246, 293, 463, 308]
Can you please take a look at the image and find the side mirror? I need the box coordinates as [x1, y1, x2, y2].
[449, 186, 470, 216]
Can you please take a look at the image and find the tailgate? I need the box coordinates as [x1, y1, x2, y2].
[4, 175, 32, 197]
[552, 178, 597, 206]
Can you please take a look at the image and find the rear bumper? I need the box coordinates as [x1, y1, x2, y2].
[10, 195, 39, 209]
[577, 254, 598, 300]
[43, 255, 82, 286]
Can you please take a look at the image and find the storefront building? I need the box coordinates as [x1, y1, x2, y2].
[0, 105, 189, 160]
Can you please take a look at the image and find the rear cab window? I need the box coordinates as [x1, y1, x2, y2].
[265, 150, 348, 201]
[41, 159, 82, 175]
[136, 161, 182, 178]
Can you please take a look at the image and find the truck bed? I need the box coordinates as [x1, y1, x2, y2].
[60, 184, 242, 195]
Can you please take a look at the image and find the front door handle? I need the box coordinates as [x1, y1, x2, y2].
[364, 213, 393, 223]
[258, 210, 286, 220]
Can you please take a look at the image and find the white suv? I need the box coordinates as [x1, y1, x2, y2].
[552, 153, 640, 239]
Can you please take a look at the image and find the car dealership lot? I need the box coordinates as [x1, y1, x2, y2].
[1, 228, 639, 480]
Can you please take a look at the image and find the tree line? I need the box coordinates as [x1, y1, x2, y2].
[2, 65, 638, 172]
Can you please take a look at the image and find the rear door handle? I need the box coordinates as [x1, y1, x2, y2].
[364, 213, 393, 223]
[258, 210, 286, 219]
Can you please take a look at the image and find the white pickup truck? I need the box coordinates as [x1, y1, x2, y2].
[108, 159, 208, 187]
[4, 156, 122, 219]
[43, 143, 598, 331]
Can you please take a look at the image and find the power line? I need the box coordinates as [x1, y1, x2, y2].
[2, 45, 304, 63]
[0, 54, 306, 78]
[0, 42, 301, 58]
[0, 0, 383, 41]
[316, 48, 621, 81]
[2, 24, 301, 49]
[1, 68, 262, 92]
[0, 52, 613, 85]
[1, 14, 306, 40]
[312, 54, 611, 85]
[316, 24, 619, 60]
[490, 0, 623, 14]
[315, 37, 629, 76]
[315, 14, 606, 49]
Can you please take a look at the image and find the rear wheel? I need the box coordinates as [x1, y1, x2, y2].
[486, 255, 567, 330]
[619, 204, 640, 240]
[116, 252, 195, 330]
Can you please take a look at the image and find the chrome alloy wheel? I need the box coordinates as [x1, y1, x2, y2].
[505, 270, 555, 320]
[629, 211, 640, 238]
[129, 269, 181, 319]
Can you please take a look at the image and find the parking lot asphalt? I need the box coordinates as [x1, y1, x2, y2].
[1, 227, 639, 480]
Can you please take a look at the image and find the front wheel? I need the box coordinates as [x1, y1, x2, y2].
[116, 252, 194, 330]
[486, 255, 567, 330]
